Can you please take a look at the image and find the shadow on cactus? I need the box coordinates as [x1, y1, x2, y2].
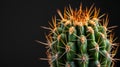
[36, 4, 120, 67]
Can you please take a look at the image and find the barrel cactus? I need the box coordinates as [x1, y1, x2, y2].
[37, 4, 119, 67]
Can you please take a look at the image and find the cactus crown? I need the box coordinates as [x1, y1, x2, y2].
[38, 4, 119, 67]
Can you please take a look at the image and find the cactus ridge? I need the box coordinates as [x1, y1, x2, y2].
[39, 4, 119, 67]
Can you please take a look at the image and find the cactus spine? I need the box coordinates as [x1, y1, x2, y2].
[38, 4, 119, 67]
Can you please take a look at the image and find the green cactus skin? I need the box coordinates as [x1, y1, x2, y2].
[38, 5, 119, 67]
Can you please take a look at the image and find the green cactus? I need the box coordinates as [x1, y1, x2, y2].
[37, 4, 119, 67]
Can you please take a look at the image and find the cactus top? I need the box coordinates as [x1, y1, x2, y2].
[39, 4, 119, 67]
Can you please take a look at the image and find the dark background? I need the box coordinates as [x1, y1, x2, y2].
[2, 0, 120, 67]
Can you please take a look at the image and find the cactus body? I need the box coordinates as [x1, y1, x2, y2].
[39, 5, 119, 67]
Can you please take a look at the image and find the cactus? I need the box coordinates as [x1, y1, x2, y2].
[37, 4, 119, 67]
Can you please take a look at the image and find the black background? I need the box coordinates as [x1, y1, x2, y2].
[2, 0, 120, 67]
